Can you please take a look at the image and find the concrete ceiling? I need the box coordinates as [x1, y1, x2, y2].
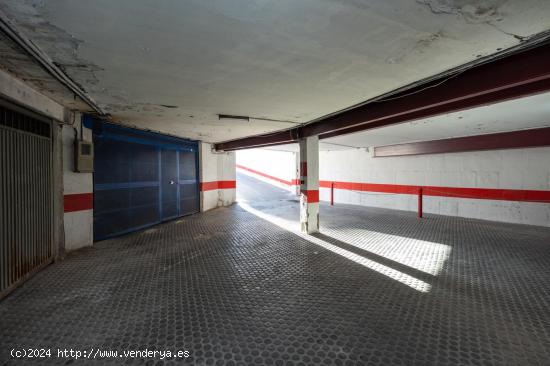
[264, 91, 550, 152]
[1, 0, 550, 143]
[0, 23, 91, 112]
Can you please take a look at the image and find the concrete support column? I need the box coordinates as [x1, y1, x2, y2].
[299, 135, 319, 234]
[293, 151, 300, 196]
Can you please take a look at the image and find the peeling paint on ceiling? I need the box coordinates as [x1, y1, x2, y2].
[417, 0, 506, 22]
[0, 24, 90, 112]
[1, 0, 550, 143]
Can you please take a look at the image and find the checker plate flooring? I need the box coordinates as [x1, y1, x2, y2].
[1, 173, 550, 365]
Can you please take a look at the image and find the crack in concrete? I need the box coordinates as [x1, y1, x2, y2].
[1, 0, 108, 100]
[417, 0, 505, 23]
[416, 0, 527, 41]
[486, 22, 528, 41]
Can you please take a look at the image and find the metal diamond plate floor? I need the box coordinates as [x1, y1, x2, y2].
[1, 173, 550, 365]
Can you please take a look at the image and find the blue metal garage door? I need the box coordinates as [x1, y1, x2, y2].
[87, 118, 199, 241]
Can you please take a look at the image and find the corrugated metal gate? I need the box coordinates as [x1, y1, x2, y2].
[0, 99, 53, 299]
[90, 120, 199, 241]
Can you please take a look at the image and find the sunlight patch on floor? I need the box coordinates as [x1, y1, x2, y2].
[239, 202, 440, 292]
[323, 228, 451, 276]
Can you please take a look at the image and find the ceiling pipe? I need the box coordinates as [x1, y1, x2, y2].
[0, 9, 106, 116]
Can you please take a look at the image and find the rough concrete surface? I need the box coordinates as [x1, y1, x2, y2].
[2, 0, 550, 142]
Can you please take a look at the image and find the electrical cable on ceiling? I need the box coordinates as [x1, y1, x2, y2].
[0, 9, 105, 116]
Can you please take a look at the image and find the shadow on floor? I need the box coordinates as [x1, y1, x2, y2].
[312, 232, 435, 284]
[0, 172, 549, 365]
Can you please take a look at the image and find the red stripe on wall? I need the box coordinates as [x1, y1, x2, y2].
[238, 164, 550, 203]
[200, 180, 237, 191]
[320, 180, 550, 203]
[200, 181, 219, 191]
[218, 180, 237, 190]
[237, 164, 298, 186]
[64, 193, 93, 212]
[422, 185, 550, 202]
[319, 181, 418, 194]
[303, 189, 320, 203]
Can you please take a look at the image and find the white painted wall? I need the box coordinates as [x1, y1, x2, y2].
[218, 151, 237, 206]
[200, 142, 236, 211]
[237, 149, 299, 193]
[320, 147, 550, 227]
[200, 142, 218, 211]
[236, 145, 550, 227]
[62, 114, 94, 251]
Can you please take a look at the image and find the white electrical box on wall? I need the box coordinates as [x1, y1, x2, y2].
[75, 140, 94, 173]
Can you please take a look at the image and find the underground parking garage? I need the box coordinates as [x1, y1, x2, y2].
[1, 1, 550, 365]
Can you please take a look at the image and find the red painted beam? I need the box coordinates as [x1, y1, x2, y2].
[374, 127, 550, 157]
[215, 40, 550, 151]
